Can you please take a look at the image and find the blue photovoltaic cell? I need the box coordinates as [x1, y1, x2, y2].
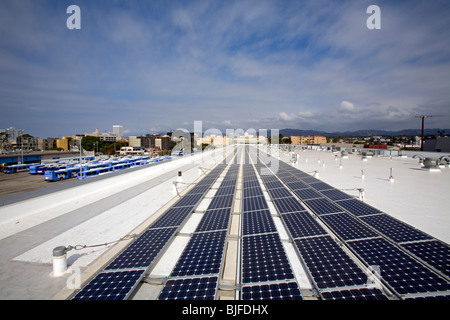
[281, 211, 328, 239]
[242, 233, 295, 284]
[360, 214, 432, 243]
[272, 197, 307, 214]
[319, 212, 379, 241]
[215, 185, 236, 196]
[301, 176, 321, 184]
[158, 276, 218, 300]
[243, 186, 264, 198]
[334, 198, 382, 217]
[307, 181, 334, 191]
[263, 180, 285, 190]
[243, 180, 260, 189]
[401, 240, 450, 278]
[348, 238, 450, 295]
[242, 282, 303, 300]
[172, 193, 204, 208]
[195, 208, 231, 232]
[291, 188, 322, 201]
[321, 288, 389, 300]
[243, 196, 269, 212]
[72, 270, 145, 300]
[105, 227, 177, 270]
[242, 209, 277, 235]
[304, 198, 344, 215]
[284, 181, 309, 190]
[266, 187, 293, 199]
[294, 235, 368, 289]
[170, 231, 227, 277]
[208, 194, 234, 209]
[320, 189, 355, 201]
[150, 206, 194, 229]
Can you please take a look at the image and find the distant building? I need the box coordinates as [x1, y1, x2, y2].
[113, 125, 123, 140]
[3, 127, 24, 143]
[38, 138, 57, 151]
[119, 146, 145, 156]
[85, 128, 117, 142]
[56, 138, 69, 151]
[291, 136, 327, 145]
[424, 136, 450, 152]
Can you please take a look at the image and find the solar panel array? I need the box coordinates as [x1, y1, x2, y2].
[240, 150, 303, 300]
[71, 164, 227, 300]
[71, 145, 450, 300]
[158, 164, 239, 300]
[254, 146, 450, 300]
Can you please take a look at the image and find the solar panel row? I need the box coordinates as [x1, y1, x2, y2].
[71, 164, 227, 300]
[240, 158, 303, 300]
[257, 150, 450, 299]
[255, 154, 390, 300]
[158, 164, 239, 300]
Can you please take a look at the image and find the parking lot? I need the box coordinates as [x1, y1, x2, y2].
[0, 171, 71, 200]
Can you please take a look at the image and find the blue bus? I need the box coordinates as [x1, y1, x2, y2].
[77, 167, 113, 180]
[3, 164, 32, 174]
[45, 167, 82, 181]
[29, 164, 45, 174]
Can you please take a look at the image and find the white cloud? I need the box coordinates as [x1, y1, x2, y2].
[339, 101, 355, 112]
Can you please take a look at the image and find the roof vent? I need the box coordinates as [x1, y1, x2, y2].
[423, 158, 441, 172]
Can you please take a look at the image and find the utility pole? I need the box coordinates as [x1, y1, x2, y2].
[415, 115, 432, 151]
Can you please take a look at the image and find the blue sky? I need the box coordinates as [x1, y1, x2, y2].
[1, 0, 449, 138]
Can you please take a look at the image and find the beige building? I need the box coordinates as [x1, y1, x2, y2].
[291, 136, 327, 145]
[56, 137, 69, 151]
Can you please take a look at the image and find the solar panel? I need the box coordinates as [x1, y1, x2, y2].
[319, 212, 379, 241]
[291, 188, 322, 201]
[215, 185, 236, 196]
[263, 180, 285, 189]
[242, 209, 277, 236]
[243, 180, 260, 189]
[272, 197, 307, 214]
[266, 187, 293, 199]
[158, 276, 218, 300]
[321, 288, 389, 300]
[242, 282, 303, 300]
[195, 208, 231, 232]
[72, 270, 145, 300]
[242, 233, 295, 284]
[284, 181, 309, 190]
[320, 189, 355, 201]
[243, 196, 269, 212]
[304, 198, 344, 215]
[348, 238, 450, 295]
[307, 181, 334, 191]
[105, 227, 177, 270]
[172, 193, 204, 208]
[294, 235, 368, 290]
[334, 198, 382, 217]
[360, 214, 432, 243]
[150, 206, 194, 229]
[243, 186, 264, 198]
[401, 240, 450, 278]
[170, 231, 227, 277]
[208, 194, 234, 210]
[281, 211, 328, 239]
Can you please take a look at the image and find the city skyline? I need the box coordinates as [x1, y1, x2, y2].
[1, 0, 450, 138]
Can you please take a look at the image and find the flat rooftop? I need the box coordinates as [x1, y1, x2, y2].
[0, 145, 448, 302]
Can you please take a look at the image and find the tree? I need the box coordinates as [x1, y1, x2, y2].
[81, 136, 99, 151]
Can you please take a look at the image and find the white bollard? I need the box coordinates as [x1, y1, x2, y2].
[52, 246, 68, 277]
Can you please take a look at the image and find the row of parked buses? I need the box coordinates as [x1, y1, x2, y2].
[2, 156, 172, 182]
[44, 156, 172, 181]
